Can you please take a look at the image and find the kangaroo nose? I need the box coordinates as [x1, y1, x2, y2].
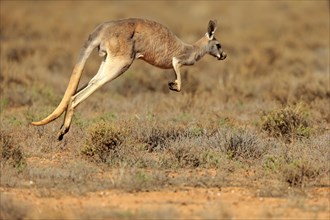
[219, 51, 227, 60]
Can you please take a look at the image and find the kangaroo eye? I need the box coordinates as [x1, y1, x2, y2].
[216, 43, 221, 49]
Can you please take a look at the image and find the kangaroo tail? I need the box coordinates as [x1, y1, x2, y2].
[31, 34, 101, 126]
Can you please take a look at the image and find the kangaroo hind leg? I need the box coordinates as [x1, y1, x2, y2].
[58, 55, 133, 140]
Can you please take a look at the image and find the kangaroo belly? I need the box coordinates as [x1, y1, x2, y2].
[139, 53, 173, 69]
[135, 39, 177, 69]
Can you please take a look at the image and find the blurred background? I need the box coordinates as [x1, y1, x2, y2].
[1, 1, 329, 124]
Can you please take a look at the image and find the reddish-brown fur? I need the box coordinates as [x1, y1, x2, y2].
[32, 18, 226, 140]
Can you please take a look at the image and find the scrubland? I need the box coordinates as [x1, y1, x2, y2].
[1, 1, 329, 219]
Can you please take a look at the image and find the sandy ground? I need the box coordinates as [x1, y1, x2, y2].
[1, 186, 329, 219]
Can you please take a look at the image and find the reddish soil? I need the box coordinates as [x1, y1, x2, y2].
[1, 186, 329, 219]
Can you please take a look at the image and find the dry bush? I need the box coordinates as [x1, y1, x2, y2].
[0, 130, 26, 172]
[135, 123, 219, 168]
[282, 138, 329, 187]
[81, 121, 125, 163]
[263, 134, 329, 187]
[263, 154, 325, 187]
[261, 104, 312, 142]
[79, 120, 229, 170]
[143, 127, 183, 152]
[283, 159, 323, 187]
[210, 128, 267, 162]
[141, 126, 268, 169]
[140, 125, 204, 153]
[169, 141, 203, 168]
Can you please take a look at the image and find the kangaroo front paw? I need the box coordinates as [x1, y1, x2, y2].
[168, 82, 181, 92]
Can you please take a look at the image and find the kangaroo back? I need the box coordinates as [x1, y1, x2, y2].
[31, 28, 102, 126]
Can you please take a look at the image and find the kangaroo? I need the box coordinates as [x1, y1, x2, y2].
[32, 18, 227, 140]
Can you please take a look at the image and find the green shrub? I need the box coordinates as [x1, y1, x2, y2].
[81, 122, 124, 163]
[261, 104, 312, 142]
[263, 155, 285, 173]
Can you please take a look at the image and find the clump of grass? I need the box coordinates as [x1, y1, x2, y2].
[261, 104, 312, 142]
[143, 127, 183, 152]
[263, 135, 329, 187]
[223, 131, 264, 160]
[263, 154, 286, 174]
[81, 122, 125, 163]
[140, 123, 208, 153]
[282, 158, 322, 187]
[0, 131, 26, 172]
[212, 128, 266, 162]
[170, 143, 202, 168]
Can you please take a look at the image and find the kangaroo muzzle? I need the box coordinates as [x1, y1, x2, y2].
[218, 51, 227, 60]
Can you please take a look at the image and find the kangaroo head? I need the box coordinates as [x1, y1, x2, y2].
[206, 20, 227, 60]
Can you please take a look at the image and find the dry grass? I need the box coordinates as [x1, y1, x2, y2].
[1, 1, 329, 219]
[0, 130, 26, 172]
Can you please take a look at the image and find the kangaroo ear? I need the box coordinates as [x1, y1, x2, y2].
[207, 20, 218, 40]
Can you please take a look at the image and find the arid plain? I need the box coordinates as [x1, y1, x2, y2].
[1, 1, 329, 219]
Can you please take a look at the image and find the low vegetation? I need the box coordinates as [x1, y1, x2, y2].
[0, 131, 26, 172]
[261, 104, 312, 142]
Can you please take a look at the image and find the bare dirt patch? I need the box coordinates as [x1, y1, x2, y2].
[1, 186, 329, 219]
